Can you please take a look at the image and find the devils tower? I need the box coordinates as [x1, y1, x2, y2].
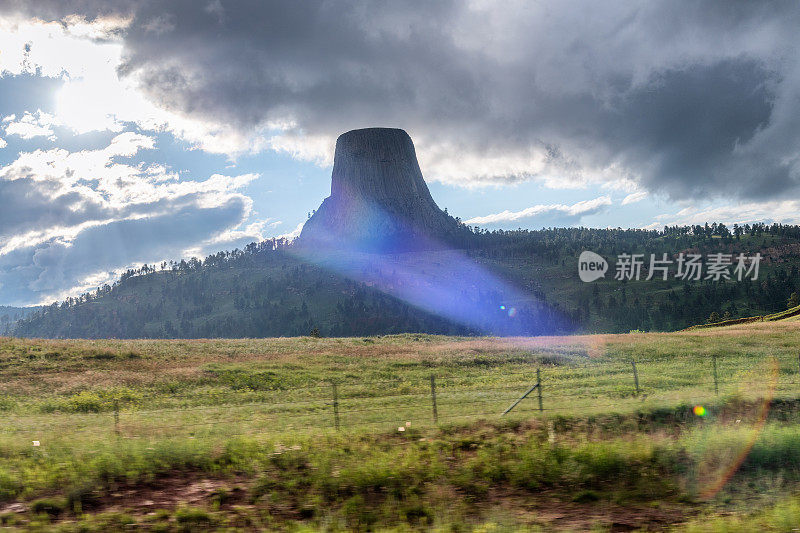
[298, 128, 466, 251]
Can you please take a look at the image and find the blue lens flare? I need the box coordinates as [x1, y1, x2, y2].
[292, 205, 572, 335]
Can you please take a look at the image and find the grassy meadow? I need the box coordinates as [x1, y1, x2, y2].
[2, 322, 800, 530]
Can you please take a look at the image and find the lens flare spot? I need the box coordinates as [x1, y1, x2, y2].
[693, 405, 706, 417]
[507, 307, 517, 317]
[499, 305, 506, 310]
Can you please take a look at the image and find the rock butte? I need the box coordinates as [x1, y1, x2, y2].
[299, 128, 464, 251]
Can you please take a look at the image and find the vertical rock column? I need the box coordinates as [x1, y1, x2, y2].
[298, 128, 462, 251]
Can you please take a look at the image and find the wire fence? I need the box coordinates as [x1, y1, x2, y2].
[4, 354, 800, 441]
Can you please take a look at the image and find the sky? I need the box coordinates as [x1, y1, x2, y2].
[0, 1, 799, 306]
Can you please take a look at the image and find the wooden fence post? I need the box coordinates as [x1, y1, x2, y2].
[430, 374, 438, 425]
[631, 360, 640, 395]
[537, 368, 543, 413]
[331, 381, 340, 431]
[113, 399, 120, 437]
[712, 355, 719, 396]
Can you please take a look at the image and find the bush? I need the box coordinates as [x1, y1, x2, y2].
[0, 397, 14, 411]
[67, 484, 103, 513]
[68, 391, 105, 413]
[788, 292, 799, 309]
[572, 490, 600, 503]
[175, 506, 214, 529]
[30, 498, 65, 518]
[58, 387, 144, 413]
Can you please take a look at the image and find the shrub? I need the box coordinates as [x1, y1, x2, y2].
[30, 498, 65, 518]
[68, 391, 105, 413]
[0, 397, 13, 411]
[572, 490, 600, 503]
[175, 506, 213, 525]
[59, 387, 143, 413]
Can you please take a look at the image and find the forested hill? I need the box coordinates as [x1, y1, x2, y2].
[10, 223, 800, 338]
[0, 306, 39, 331]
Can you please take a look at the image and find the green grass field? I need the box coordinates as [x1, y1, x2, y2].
[2, 321, 800, 530]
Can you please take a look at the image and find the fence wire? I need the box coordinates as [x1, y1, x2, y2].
[3, 354, 800, 442]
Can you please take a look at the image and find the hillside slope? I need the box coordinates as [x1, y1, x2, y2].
[0, 306, 40, 333]
[11, 242, 572, 339]
[11, 224, 800, 338]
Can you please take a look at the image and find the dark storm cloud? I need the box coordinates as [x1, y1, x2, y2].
[0, 177, 110, 238]
[3, 0, 800, 198]
[608, 60, 777, 199]
[26, 196, 247, 292]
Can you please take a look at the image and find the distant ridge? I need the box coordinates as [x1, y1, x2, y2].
[297, 128, 468, 251]
[0, 305, 40, 333]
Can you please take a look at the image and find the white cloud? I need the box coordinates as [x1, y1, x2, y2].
[417, 140, 554, 188]
[621, 191, 648, 205]
[0, 131, 260, 304]
[3, 110, 58, 140]
[264, 132, 334, 167]
[106, 131, 155, 156]
[0, 15, 129, 78]
[0, 15, 276, 151]
[181, 219, 267, 258]
[0, 136, 6, 148]
[646, 200, 800, 227]
[465, 196, 612, 226]
[279, 221, 305, 241]
[639, 222, 663, 230]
